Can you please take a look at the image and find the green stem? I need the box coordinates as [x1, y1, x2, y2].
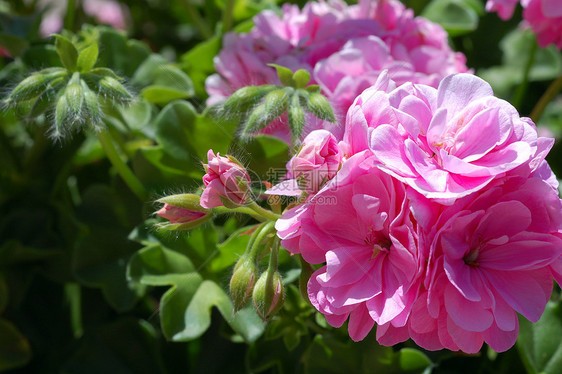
[530, 75, 562, 123]
[64, 0, 77, 31]
[212, 205, 266, 222]
[182, 0, 213, 39]
[222, 0, 235, 33]
[248, 221, 275, 259]
[96, 130, 148, 200]
[512, 40, 538, 110]
[264, 236, 280, 305]
[246, 200, 281, 221]
[65, 283, 83, 339]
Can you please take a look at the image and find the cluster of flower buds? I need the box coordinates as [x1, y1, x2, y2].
[5, 32, 132, 138]
[222, 64, 336, 142]
[155, 150, 286, 320]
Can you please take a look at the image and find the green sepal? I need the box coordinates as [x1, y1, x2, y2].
[156, 194, 208, 213]
[77, 42, 99, 72]
[54, 34, 79, 71]
[268, 64, 294, 87]
[223, 85, 276, 114]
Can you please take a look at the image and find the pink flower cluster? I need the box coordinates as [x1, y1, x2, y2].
[207, 0, 469, 140]
[486, 0, 562, 49]
[276, 73, 562, 353]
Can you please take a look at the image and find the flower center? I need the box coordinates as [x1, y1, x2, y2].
[463, 248, 480, 268]
[365, 229, 391, 260]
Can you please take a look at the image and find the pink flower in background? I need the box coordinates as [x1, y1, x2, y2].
[277, 151, 422, 341]
[345, 73, 538, 205]
[523, 0, 562, 49]
[39, 0, 128, 37]
[486, 0, 562, 49]
[200, 150, 251, 208]
[408, 176, 562, 353]
[485, 0, 520, 20]
[156, 203, 206, 224]
[207, 0, 469, 141]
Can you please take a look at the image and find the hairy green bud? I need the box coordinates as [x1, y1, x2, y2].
[223, 85, 276, 114]
[98, 76, 133, 103]
[244, 88, 290, 136]
[303, 92, 336, 123]
[252, 270, 285, 321]
[230, 255, 257, 312]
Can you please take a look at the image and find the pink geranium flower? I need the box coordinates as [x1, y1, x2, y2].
[276, 150, 422, 341]
[409, 176, 562, 353]
[345, 73, 538, 204]
[200, 150, 251, 208]
[207, 0, 469, 141]
[486, 0, 562, 49]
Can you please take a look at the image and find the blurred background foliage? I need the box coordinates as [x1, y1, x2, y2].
[0, 0, 561, 373]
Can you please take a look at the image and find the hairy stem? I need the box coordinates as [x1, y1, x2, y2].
[96, 129, 147, 200]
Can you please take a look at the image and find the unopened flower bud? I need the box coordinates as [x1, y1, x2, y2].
[230, 255, 257, 312]
[223, 85, 275, 113]
[7, 69, 66, 104]
[252, 270, 285, 321]
[288, 129, 342, 193]
[65, 79, 85, 125]
[98, 76, 133, 102]
[303, 92, 336, 123]
[244, 88, 290, 135]
[155, 197, 211, 231]
[200, 150, 252, 209]
[54, 94, 70, 138]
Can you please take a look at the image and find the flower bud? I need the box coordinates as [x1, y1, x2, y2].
[288, 129, 342, 193]
[252, 270, 284, 321]
[155, 197, 211, 231]
[82, 80, 102, 127]
[157, 193, 208, 212]
[200, 150, 252, 209]
[230, 255, 257, 312]
[303, 92, 336, 122]
[288, 94, 305, 139]
[98, 76, 133, 102]
[7, 69, 66, 104]
[223, 85, 275, 113]
[54, 94, 70, 138]
[65, 81, 85, 125]
[244, 88, 290, 135]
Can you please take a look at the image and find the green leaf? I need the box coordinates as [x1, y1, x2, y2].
[154, 100, 198, 161]
[518, 300, 562, 374]
[127, 245, 265, 342]
[72, 185, 144, 312]
[396, 348, 432, 372]
[54, 34, 79, 71]
[209, 225, 254, 272]
[141, 86, 191, 104]
[131, 54, 168, 87]
[153, 100, 237, 165]
[180, 37, 221, 97]
[96, 28, 151, 77]
[77, 43, 99, 72]
[152, 65, 194, 97]
[422, 0, 479, 37]
[0, 319, 31, 371]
